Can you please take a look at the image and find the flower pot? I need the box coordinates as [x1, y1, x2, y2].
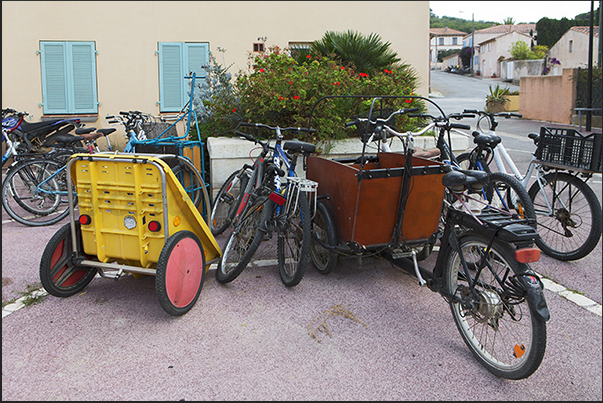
[486, 100, 507, 114]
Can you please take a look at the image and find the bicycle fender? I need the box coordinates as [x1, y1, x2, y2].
[521, 273, 550, 322]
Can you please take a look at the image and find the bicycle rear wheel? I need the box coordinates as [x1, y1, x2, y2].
[216, 198, 270, 283]
[310, 199, 338, 274]
[444, 232, 547, 380]
[210, 168, 249, 235]
[2, 159, 73, 226]
[529, 171, 602, 261]
[277, 190, 311, 286]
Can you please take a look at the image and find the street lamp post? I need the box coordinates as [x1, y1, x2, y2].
[470, 12, 475, 77]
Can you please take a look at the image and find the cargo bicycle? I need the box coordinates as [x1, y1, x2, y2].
[305, 95, 549, 379]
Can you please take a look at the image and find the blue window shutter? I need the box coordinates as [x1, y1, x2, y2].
[40, 42, 68, 114]
[159, 42, 184, 112]
[186, 43, 209, 79]
[70, 42, 98, 113]
[40, 41, 97, 114]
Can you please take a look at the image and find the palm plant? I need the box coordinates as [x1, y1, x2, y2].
[300, 30, 401, 76]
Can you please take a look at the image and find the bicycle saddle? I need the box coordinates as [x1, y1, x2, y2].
[283, 139, 316, 155]
[442, 169, 488, 192]
[471, 131, 501, 148]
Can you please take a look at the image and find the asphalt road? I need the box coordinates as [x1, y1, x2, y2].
[2, 71, 602, 400]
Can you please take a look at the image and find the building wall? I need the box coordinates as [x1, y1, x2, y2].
[548, 29, 600, 69]
[479, 32, 532, 78]
[2, 1, 430, 131]
[519, 68, 577, 124]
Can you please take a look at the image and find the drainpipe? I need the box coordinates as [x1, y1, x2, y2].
[586, 0, 594, 131]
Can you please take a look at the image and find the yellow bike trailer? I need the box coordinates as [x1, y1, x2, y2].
[39, 153, 221, 316]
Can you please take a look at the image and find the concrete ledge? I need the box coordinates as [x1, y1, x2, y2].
[207, 134, 469, 198]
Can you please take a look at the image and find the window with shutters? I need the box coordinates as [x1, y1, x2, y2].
[39, 41, 98, 115]
[157, 42, 209, 112]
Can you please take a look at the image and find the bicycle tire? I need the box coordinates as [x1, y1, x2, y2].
[2, 159, 73, 226]
[485, 172, 536, 224]
[216, 198, 270, 284]
[443, 232, 547, 380]
[310, 199, 338, 274]
[210, 168, 249, 236]
[171, 162, 203, 207]
[39, 222, 97, 297]
[528, 171, 602, 261]
[277, 190, 311, 286]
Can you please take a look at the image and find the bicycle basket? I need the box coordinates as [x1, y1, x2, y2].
[536, 127, 602, 173]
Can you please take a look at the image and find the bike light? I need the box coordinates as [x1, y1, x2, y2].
[79, 214, 91, 225]
[148, 220, 161, 232]
[515, 247, 540, 263]
[269, 192, 286, 206]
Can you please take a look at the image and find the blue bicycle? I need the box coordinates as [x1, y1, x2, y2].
[215, 122, 318, 287]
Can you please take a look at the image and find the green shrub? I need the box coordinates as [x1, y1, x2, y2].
[200, 46, 424, 142]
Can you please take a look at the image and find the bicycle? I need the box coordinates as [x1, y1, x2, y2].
[2, 125, 117, 226]
[455, 109, 602, 261]
[215, 122, 318, 287]
[3, 74, 210, 227]
[306, 96, 549, 379]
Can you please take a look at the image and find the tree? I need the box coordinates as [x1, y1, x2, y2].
[509, 40, 548, 60]
[503, 17, 515, 25]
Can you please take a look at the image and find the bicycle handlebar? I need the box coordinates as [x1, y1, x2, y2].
[238, 122, 316, 133]
[345, 107, 419, 128]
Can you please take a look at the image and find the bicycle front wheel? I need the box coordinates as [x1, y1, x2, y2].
[277, 190, 311, 287]
[444, 233, 547, 380]
[2, 159, 73, 226]
[216, 198, 270, 284]
[210, 168, 249, 236]
[529, 171, 602, 261]
[485, 172, 536, 223]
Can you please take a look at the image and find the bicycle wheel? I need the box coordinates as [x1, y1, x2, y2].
[40, 222, 97, 297]
[155, 230, 206, 316]
[310, 199, 338, 274]
[210, 168, 249, 236]
[2, 159, 72, 226]
[485, 172, 536, 223]
[171, 163, 204, 208]
[215, 198, 270, 283]
[529, 171, 602, 261]
[277, 190, 311, 286]
[444, 232, 547, 380]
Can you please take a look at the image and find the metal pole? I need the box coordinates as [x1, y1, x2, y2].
[586, 0, 594, 131]
[470, 13, 475, 77]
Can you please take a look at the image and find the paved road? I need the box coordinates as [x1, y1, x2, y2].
[2, 71, 602, 400]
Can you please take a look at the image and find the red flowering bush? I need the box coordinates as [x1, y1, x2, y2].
[208, 46, 423, 142]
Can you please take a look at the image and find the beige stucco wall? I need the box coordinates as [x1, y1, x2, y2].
[2, 1, 430, 131]
[519, 68, 577, 124]
[548, 29, 600, 69]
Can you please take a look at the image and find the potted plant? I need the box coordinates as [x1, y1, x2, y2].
[485, 84, 510, 113]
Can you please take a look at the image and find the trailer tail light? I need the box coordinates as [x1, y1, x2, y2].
[79, 214, 91, 225]
[148, 220, 161, 232]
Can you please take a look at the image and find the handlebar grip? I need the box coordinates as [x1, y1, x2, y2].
[345, 121, 358, 128]
[239, 122, 258, 127]
[108, 120, 118, 124]
[119, 111, 129, 116]
[463, 109, 479, 114]
[235, 130, 257, 143]
[450, 123, 471, 130]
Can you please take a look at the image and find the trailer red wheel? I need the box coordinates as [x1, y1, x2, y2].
[39, 222, 97, 297]
[155, 231, 206, 316]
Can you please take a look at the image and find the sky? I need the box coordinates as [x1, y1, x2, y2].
[429, 1, 597, 24]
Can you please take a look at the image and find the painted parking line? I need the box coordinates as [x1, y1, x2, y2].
[3, 262, 601, 319]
